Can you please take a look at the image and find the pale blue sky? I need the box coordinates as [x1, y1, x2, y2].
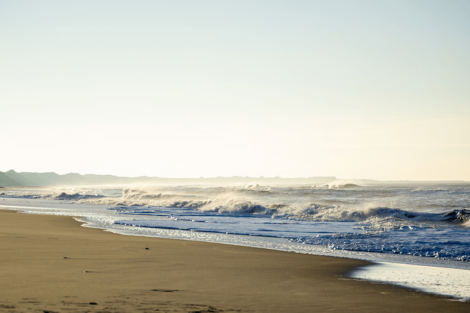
[1, 1, 469, 180]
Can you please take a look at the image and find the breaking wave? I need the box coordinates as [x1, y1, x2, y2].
[3, 186, 469, 229]
[74, 187, 470, 227]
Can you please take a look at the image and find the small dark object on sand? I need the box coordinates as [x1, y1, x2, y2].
[152, 289, 177, 292]
[89, 302, 98, 305]
[63, 257, 67, 259]
[145, 247, 149, 250]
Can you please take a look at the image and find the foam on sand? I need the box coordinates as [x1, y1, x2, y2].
[350, 262, 470, 301]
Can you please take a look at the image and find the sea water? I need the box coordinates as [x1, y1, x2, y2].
[1, 182, 469, 300]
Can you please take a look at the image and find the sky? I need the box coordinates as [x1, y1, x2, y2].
[1, 0, 469, 180]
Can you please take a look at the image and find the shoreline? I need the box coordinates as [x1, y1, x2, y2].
[1, 210, 470, 312]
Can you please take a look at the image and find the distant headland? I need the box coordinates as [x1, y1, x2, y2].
[0, 170, 337, 187]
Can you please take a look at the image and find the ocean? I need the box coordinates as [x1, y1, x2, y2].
[1, 181, 470, 300]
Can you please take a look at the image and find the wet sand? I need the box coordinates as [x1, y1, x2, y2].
[0, 210, 469, 313]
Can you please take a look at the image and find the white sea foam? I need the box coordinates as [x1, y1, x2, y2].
[350, 262, 470, 301]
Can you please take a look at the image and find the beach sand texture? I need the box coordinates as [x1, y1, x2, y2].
[0, 210, 469, 313]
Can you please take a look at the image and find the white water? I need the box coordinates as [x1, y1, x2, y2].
[350, 262, 470, 301]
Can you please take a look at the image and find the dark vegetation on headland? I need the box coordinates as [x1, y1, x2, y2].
[0, 170, 336, 187]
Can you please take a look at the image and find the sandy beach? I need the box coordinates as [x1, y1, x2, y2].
[0, 210, 469, 313]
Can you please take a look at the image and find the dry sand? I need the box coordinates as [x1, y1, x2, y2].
[0, 210, 469, 313]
